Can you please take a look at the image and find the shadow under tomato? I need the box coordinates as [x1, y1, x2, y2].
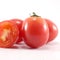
[37, 41, 60, 51]
[6, 45, 19, 49]
[2, 41, 59, 50]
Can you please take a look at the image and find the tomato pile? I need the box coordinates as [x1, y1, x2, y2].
[0, 12, 58, 48]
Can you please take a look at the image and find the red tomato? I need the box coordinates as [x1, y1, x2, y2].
[0, 21, 19, 48]
[10, 19, 23, 44]
[22, 13, 49, 48]
[45, 19, 58, 42]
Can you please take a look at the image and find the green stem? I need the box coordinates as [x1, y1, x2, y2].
[31, 12, 40, 17]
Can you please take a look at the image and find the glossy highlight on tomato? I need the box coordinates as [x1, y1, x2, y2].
[22, 13, 49, 48]
[10, 19, 23, 44]
[45, 19, 58, 42]
[0, 21, 19, 48]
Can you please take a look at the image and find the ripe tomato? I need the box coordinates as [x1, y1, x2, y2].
[10, 19, 23, 44]
[22, 13, 49, 48]
[0, 21, 19, 48]
[45, 19, 58, 42]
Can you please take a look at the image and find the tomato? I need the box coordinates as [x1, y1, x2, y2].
[45, 19, 58, 42]
[0, 21, 19, 48]
[10, 19, 23, 44]
[22, 13, 49, 48]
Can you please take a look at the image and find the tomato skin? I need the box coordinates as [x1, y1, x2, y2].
[45, 19, 58, 42]
[0, 21, 19, 48]
[10, 19, 23, 44]
[23, 17, 49, 48]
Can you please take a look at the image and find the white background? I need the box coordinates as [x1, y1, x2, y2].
[0, 0, 60, 60]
